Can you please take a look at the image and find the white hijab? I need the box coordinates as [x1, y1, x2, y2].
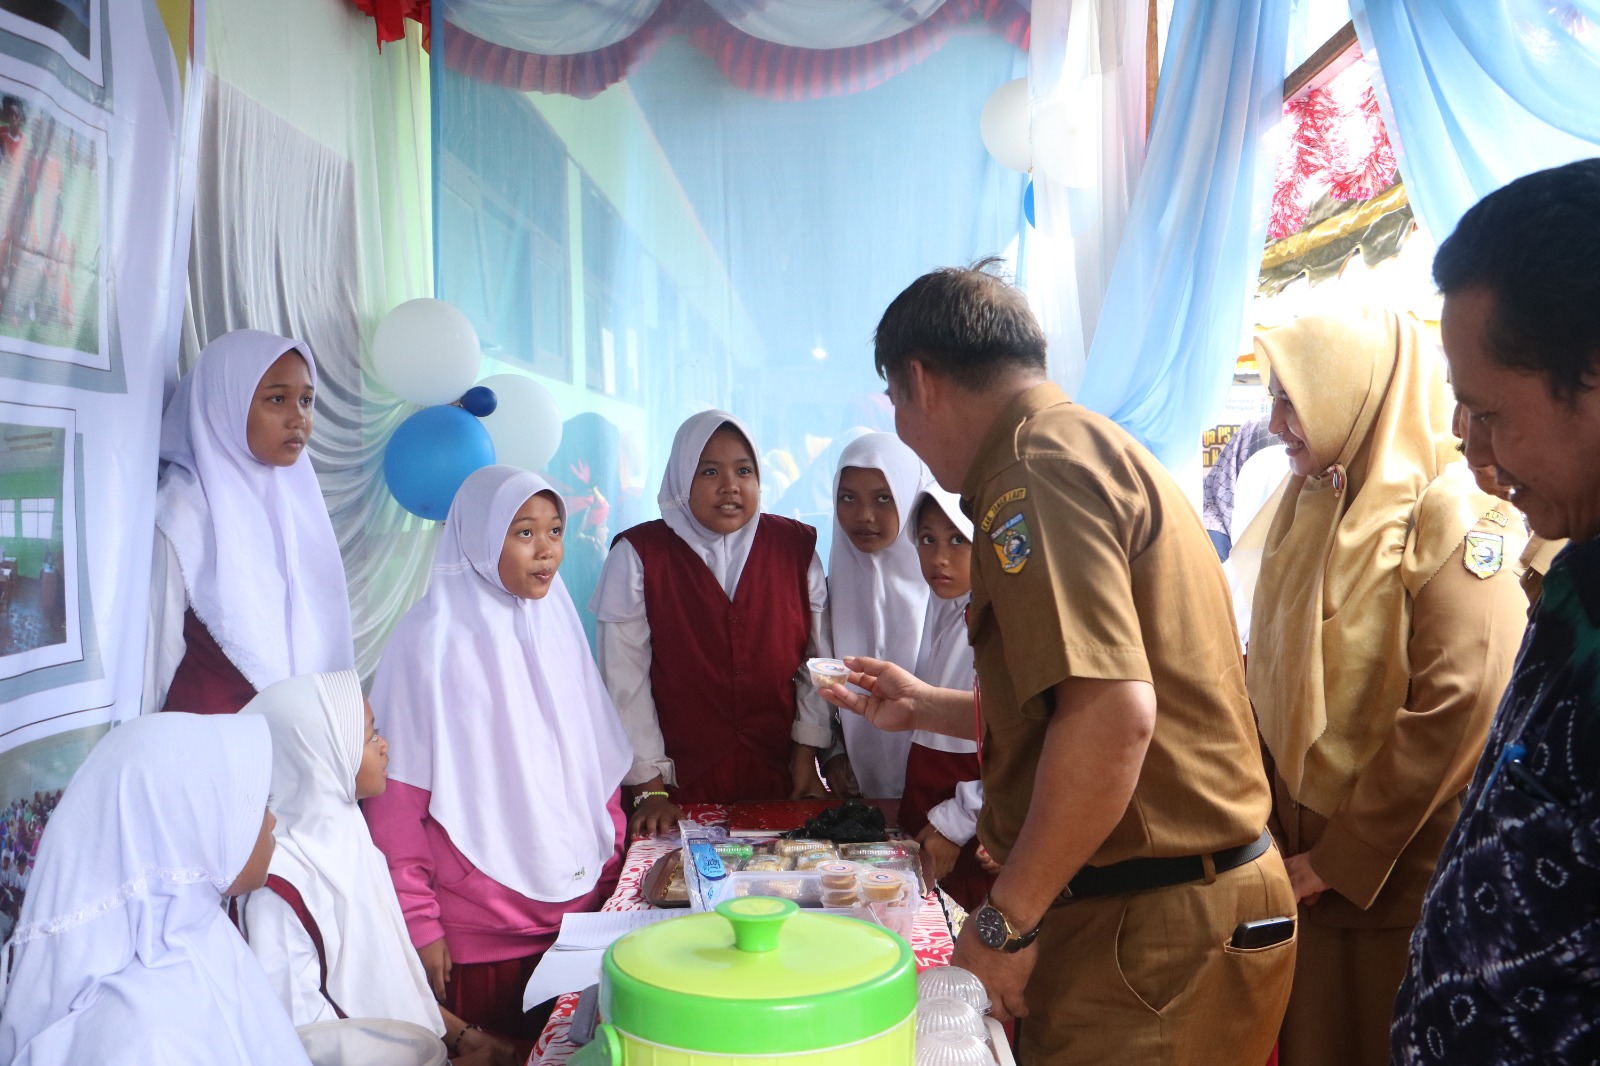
[907, 487, 979, 755]
[241, 672, 442, 1035]
[376, 465, 633, 902]
[829, 433, 932, 798]
[156, 329, 355, 691]
[0, 715, 311, 1066]
[654, 410, 763, 599]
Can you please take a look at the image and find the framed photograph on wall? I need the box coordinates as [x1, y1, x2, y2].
[0, 398, 79, 682]
[0, 0, 100, 88]
[0, 58, 108, 372]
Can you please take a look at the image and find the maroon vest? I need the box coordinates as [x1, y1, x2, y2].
[619, 515, 816, 803]
[163, 608, 256, 714]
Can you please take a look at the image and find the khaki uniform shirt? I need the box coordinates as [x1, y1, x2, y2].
[1272, 502, 1528, 929]
[962, 383, 1270, 868]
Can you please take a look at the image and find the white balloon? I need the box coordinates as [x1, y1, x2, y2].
[476, 373, 563, 472]
[371, 298, 483, 406]
[1031, 94, 1099, 188]
[980, 77, 1031, 173]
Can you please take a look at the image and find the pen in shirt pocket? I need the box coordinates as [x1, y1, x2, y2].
[1495, 742, 1561, 804]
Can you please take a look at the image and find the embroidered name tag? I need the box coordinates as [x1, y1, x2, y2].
[1485, 509, 1511, 528]
[991, 512, 1031, 574]
[981, 488, 1027, 532]
[1464, 532, 1504, 579]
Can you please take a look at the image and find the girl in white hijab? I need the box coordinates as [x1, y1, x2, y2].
[897, 486, 991, 911]
[237, 671, 475, 1046]
[826, 432, 932, 799]
[146, 329, 355, 715]
[590, 411, 833, 836]
[0, 714, 307, 1066]
[365, 466, 632, 1043]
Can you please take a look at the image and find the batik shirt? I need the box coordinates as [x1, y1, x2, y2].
[1393, 537, 1600, 1065]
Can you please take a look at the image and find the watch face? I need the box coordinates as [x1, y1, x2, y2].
[976, 904, 1009, 949]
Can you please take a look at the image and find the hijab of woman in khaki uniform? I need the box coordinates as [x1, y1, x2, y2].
[1247, 308, 1527, 1066]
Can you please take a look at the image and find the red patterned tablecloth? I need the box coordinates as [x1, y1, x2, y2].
[529, 805, 956, 1065]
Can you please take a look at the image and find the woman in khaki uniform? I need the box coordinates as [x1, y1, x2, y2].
[1247, 309, 1529, 1066]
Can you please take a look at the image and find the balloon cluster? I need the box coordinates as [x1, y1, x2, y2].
[373, 299, 564, 520]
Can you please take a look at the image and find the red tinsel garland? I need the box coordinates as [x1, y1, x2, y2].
[1329, 85, 1396, 201]
[1268, 56, 1399, 241]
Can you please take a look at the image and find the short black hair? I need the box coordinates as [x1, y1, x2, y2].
[874, 256, 1047, 392]
[1434, 158, 1600, 401]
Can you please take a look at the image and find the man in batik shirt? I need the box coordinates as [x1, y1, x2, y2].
[1393, 159, 1600, 1064]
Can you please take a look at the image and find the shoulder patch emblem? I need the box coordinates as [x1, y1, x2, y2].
[1464, 531, 1504, 579]
[991, 512, 1031, 574]
[981, 488, 1026, 533]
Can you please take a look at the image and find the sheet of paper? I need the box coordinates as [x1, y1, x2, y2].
[524, 909, 682, 1009]
[523, 948, 604, 1011]
[553, 908, 678, 951]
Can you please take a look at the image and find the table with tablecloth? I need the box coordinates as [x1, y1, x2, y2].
[528, 804, 957, 1065]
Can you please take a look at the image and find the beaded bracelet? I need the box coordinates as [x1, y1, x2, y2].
[445, 1023, 482, 1056]
[631, 790, 670, 809]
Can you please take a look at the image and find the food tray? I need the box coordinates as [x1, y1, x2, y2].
[713, 867, 919, 939]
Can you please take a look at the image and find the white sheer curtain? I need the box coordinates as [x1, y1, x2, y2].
[1026, 0, 1152, 396]
[187, 6, 435, 680]
[1351, 0, 1600, 244]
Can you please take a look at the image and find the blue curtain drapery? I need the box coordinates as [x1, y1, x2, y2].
[1349, 0, 1600, 245]
[1070, 0, 1292, 472]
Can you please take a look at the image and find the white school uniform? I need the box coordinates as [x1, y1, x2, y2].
[145, 329, 354, 711]
[590, 410, 832, 787]
[828, 433, 931, 799]
[0, 715, 310, 1066]
[907, 486, 983, 844]
[376, 466, 632, 903]
[238, 671, 443, 1033]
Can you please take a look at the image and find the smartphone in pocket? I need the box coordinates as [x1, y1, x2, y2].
[1230, 916, 1295, 949]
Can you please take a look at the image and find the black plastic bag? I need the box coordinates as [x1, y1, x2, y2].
[780, 799, 888, 843]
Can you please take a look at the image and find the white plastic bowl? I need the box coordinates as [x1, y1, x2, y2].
[916, 1029, 994, 1066]
[918, 965, 993, 1015]
[296, 1017, 446, 1066]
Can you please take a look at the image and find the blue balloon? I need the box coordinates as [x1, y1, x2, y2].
[384, 405, 496, 520]
[1024, 180, 1035, 228]
[460, 385, 498, 417]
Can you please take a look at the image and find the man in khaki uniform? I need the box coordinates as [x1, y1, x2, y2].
[828, 263, 1296, 1064]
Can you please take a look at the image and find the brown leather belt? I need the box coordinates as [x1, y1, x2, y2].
[1058, 829, 1273, 902]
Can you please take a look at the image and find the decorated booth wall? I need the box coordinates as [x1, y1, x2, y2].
[0, 0, 202, 940]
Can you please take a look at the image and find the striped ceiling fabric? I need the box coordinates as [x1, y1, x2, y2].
[437, 0, 1029, 100]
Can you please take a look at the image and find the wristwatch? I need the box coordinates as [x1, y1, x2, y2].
[974, 897, 1041, 953]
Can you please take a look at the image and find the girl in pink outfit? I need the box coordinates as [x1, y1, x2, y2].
[364, 465, 632, 1044]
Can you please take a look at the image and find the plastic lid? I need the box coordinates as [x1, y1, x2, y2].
[915, 1029, 995, 1066]
[297, 1019, 446, 1066]
[918, 966, 992, 1014]
[604, 898, 915, 1055]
